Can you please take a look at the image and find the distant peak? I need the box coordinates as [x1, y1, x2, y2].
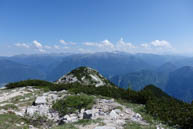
[56, 66, 112, 87]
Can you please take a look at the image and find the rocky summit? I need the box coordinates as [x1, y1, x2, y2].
[0, 67, 176, 129]
[0, 86, 168, 129]
[56, 66, 112, 87]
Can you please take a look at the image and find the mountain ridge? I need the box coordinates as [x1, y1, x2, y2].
[56, 66, 113, 87]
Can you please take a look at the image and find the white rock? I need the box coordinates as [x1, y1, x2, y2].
[38, 105, 49, 116]
[114, 109, 121, 114]
[156, 124, 165, 129]
[116, 119, 125, 125]
[99, 111, 105, 116]
[64, 115, 71, 121]
[133, 113, 142, 120]
[83, 110, 92, 119]
[26, 106, 38, 117]
[35, 96, 47, 105]
[15, 111, 24, 117]
[57, 74, 78, 84]
[81, 109, 85, 113]
[71, 116, 78, 122]
[94, 126, 116, 129]
[109, 110, 119, 119]
[25, 105, 49, 117]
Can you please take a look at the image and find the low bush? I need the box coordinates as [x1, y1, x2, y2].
[5, 80, 53, 89]
[5, 79, 193, 129]
[52, 94, 95, 116]
[0, 104, 18, 110]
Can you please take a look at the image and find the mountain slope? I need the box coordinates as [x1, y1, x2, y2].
[166, 66, 193, 102]
[47, 52, 153, 81]
[0, 59, 45, 83]
[110, 70, 166, 90]
[56, 66, 113, 87]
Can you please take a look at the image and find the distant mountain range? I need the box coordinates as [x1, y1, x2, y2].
[1, 52, 193, 102]
[166, 66, 193, 102]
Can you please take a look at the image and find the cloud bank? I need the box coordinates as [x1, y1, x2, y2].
[14, 38, 174, 54]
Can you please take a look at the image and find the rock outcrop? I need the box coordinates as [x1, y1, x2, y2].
[0, 86, 168, 129]
[56, 66, 112, 87]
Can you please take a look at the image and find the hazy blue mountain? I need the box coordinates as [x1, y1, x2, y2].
[1, 52, 193, 102]
[0, 83, 6, 88]
[135, 53, 184, 67]
[0, 59, 45, 83]
[110, 70, 167, 90]
[166, 66, 193, 102]
[46, 52, 154, 81]
[175, 57, 193, 68]
[7, 54, 67, 74]
[110, 62, 177, 91]
[156, 62, 177, 73]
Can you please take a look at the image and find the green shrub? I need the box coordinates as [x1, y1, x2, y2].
[0, 104, 18, 110]
[5, 79, 53, 89]
[53, 94, 95, 116]
[51, 124, 77, 129]
[5, 79, 193, 129]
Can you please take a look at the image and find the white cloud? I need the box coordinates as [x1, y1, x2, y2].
[140, 43, 149, 48]
[116, 38, 135, 49]
[84, 40, 114, 50]
[45, 45, 52, 49]
[83, 38, 174, 54]
[32, 40, 47, 53]
[59, 40, 75, 45]
[84, 38, 136, 52]
[59, 40, 67, 45]
[83, 42, 97, 46]
[12, 39, 175, 55]
[33, 40, 43, 48]
[38, 48, 46, 53]
[63, 46, 69, 49]
[101, 40, 114, 49]
[138, 40, 174, 54]
[54, 45, 60, 49]
[151, 40, 172, 48]
[15, 43, 30, 48]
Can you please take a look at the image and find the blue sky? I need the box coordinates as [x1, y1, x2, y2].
[0, 0, 193, 56]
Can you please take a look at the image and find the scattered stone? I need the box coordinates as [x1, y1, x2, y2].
[0, 86, 151, 129]
[94, 126, 116, 129]
[109, 110, 119, 119]
[34, 96, 47, 105]
[83, 110, 92, 119]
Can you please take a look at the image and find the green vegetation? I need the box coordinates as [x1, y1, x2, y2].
[5, 79, 193, 129]
[124, 122, 155, 129]
[50, 83, 193, 129]
[0, 104, 18, 110]
[24, 114, 54, 128]
[116, 99, 173, 129]
[66, 66, 114, 86]
[146, 97, 193, 129]
[114, 106, 123, 111]
[51, 124, 77, 129]
[74, 118, 104, 126]
[69, 66, 94, 81]
[0, 113, 28, 129]
[5, 79, 52, 89]
[51, 118, 104, 129]
[53, 94, 95, 116]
